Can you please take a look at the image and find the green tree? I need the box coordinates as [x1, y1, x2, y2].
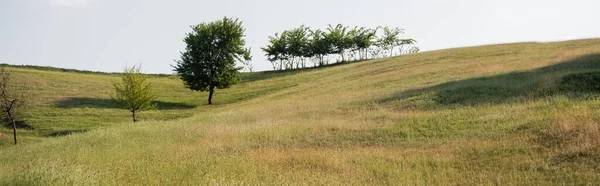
[350, 27, 378, 60]
[398, 39, 417, 55]
[325, 24, 352, 62]
[308, 29, 332, 66]
[262, 32, 288, 70]
[113, 65, 156, 123]
[174, 17, 251, 104]
[378, 26, 404, 57]
[286, 25, 311, 68]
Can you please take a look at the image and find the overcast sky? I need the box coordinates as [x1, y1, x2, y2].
[1, 0, 599, 73]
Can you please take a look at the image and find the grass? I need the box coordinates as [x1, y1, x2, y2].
[2, 38, 600, 184]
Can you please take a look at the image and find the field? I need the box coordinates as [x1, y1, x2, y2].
[2, 39, 600, 184]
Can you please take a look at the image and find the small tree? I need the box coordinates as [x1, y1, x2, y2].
[308, 29, 332, 66]
[378, 26, 404, 57]
[286, 25, 311, 69]
[113, 65, 156, 123]
[263, 32, 289, 70]
[0, 68, 27, 144]
[325, 24, 351, 62]
[398, 39, 417, 55]
[174, 17, 251, 104]
[351, 27, 378, 60]
[240, 58, 254, 72]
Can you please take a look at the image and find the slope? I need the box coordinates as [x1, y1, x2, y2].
[2, 38, 600, 184]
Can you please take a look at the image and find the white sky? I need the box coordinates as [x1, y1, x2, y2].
[1, 0, 599, 73]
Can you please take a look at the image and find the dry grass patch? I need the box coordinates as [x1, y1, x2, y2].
[540, 109, 600, 151]
[0, 132, 7, 141]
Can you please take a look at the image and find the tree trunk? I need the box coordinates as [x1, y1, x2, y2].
[208, 85, 215, 105]
[390, 46, 394, 57]
[11, 118, 16, 145]
[132, 110, 137, 123]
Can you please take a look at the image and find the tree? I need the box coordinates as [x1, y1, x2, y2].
[262, 32, 288, 70]
[174, 17, 251, 104]
[286, 25, 311, 68]
[378, 26, 404, 57]
[407, 46, 420, 54]
[0, 67, 27, 144]
[113, 65, 156, 123]
[325, 24, 352, 62]
[351, 27, 378, 60]
[398, 39, 417, 55]
[240, 57, 254, 72]
[308, 29, 332, 66]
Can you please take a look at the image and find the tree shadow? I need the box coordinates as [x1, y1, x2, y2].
[379, 54, 600, 109]
[42, 129, 89, 137]
[2, 120, 34, 130]
[55, 97, 196, 110]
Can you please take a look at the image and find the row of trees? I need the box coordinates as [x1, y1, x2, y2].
[262, 24, 418, 70]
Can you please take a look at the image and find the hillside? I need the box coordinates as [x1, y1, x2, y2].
[2, 38, 600, 184]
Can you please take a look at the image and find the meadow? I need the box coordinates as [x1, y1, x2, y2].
[1, 39, 600, 184]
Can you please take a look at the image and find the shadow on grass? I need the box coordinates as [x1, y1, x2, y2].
[55, 97, 196, 110]
[43, 129, 89, 137]
[379, 54, 600, 109]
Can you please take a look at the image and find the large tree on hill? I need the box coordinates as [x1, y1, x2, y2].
[174, 17, 251, 105]
[113, 65, 156, 123]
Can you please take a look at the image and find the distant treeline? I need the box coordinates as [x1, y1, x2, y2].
[262, 24, 418, 71]
[0, 63, 173, 77]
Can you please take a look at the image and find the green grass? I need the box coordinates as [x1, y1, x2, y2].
[2, 38, 600, 184]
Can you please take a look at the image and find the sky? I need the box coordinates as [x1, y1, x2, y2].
[1, 0, 599, 74]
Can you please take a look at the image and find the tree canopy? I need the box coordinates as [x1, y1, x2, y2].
[174, 17, 251, 104]
[113, 65, 156, 123]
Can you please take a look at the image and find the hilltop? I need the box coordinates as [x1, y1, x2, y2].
[2, 38, 600, 184]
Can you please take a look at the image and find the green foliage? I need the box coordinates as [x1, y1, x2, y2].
[378, 26, 404, 57]
[308, 29, 332, 66]
[262, 32, 289, 70]
[174, 17, 251, 104]
[325, 24, 352, 62]
[263, 24, 417, 70]
[113, 65, 156, 122]
[350, 27, 378, 60]
[285, 25, 311, 68]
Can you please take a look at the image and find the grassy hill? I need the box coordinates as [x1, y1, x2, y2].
[2, 38, 600, 184]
